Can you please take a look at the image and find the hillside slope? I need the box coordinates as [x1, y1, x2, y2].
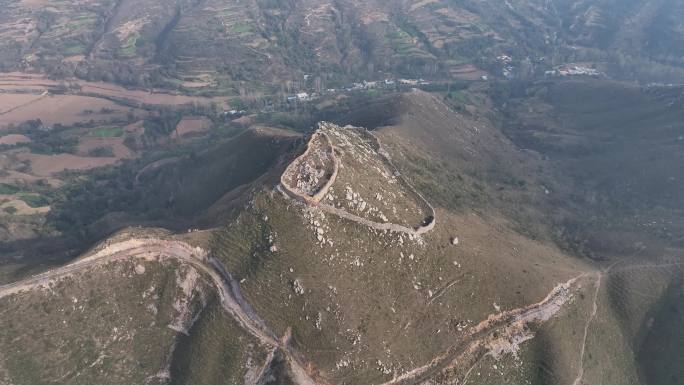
[2, 0, 684, 90]
[1, 86, 682, 384]
[501, 79, 684, 385]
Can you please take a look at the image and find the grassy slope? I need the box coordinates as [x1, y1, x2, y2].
[326, 88, 684, 385]
[169, 297, 266, 385]
[211, 99, 588, 383]
[503, 80, 684, 254]
[637, 281, 684, 385]
[2, 82, 683, 384]
[0, 259, 205, 385]
[501, 79, 684, 385]
[0, 226, 270, 385]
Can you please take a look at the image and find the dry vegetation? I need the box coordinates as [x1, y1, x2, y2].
[0, 258, 207, 384]
[213, 118, 590, 384]
[0, 230, 269, 385]
[0, 77, 682, 385]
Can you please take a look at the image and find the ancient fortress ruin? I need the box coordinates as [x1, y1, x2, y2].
[280, 122, 435, 235]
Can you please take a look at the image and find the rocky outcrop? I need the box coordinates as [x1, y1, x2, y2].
[280, 131, 339, 205]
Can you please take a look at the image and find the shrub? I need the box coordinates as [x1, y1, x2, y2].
[0, 183, 20, 195]
[88, 146, 115, 157]
[18, 193, 50, 208]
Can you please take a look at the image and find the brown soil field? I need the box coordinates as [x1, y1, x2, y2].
[0, 72, 59, 88]
[64, 55, 86, 63]
[0, 86, 49, 93]
[0, 134, 31, 145]
[181, 78, 215, 88]
[17, 0, 49, 9]
[0, 170, 63, 188]
[449, 64, 488, 80]
[232, 115, 254, 126]
[78, 82, 226, 106]
[250, 125, 302, 138]
[0, 199, 50, 215]
[16, 153, 118, 176]
[77, 136, 134, 159]
[123, 120, 145, 134]
[0, 73, 229, 108]
[0, 94, 128, 128]
[172, 116, 211, 139]
[0, 94, 46, 114]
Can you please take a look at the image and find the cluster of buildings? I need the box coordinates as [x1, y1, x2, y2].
[495, 53, 602, 80]
[225, 109, 247, 116]
[265, 56, 604, 112]
[286, 92, 314, 102]
[338, 78, 431, 91]
[284, 78, 432, 103]
[279, 56, 602, 108]
[545, 64, 602, 77]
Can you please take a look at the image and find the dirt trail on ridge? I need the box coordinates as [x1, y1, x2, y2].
[0, 238, 322, 385]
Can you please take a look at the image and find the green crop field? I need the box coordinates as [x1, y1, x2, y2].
[91, 127, 124, 137]
[0, 183, 20, 195]
[18, 193, 50, 208]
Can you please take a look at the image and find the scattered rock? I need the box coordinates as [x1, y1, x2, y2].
[376, 360, 392, 375]
[451, 237, 459, 246]
[292, 279, 305, 295]
[336, 358, 351, 369]
[315, 312, 323, 330]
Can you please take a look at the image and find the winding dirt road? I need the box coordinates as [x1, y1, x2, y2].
[572, 272, 601, 385]
[276, 123, 591, 384]
[379, 275, 586, 385]
[0, 238, 321, 385]
[0, 119, 597, 384]
[0, 237, 591, 385]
